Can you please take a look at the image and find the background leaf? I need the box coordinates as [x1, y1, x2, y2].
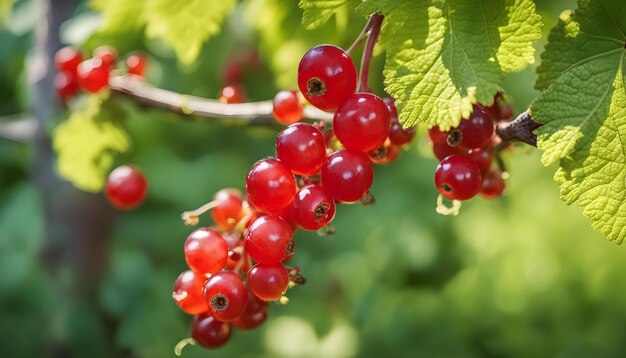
[298, 0, 358, 30]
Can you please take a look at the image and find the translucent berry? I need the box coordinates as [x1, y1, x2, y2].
[275, 123, 326, 176]
[93, 46, 117, 68]
[203, 271, 248, 322]
[369, 140, 401, 165]
[184, 227, 229, 275]
[480, 170, 506, 199]
[244, 215, 292, 264]
[173, 270, 208, 315]
[432, 141, 469, 161]
[297, 45, 357, 111]
[247, 263, 289, 302]
[292, 185, 335, 231]
[321, 149, 374, 203]
[468, 147, 493, 173]
[127, 52, 147, 76]
[451, 105, 495, 149]
[273, 90, 303, 125]
[384, 98, 415, 146]
[105, 165, 148, 210]
[210, 188, 245, 231]
[434, 155, 482, 201]
[55, 71, 79, 101]
[55, 46, 82, 73]
[333, 93, 390, 153]
[276, 202, 299, 234]
[77, 57, 110, 93]
[246, 158, 296, 214]
[218, 85, 245, 104]
[232, 288, 268, 330]
[191, 313, 231, 348]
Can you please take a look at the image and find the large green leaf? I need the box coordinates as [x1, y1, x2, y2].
[357, 0, 541, 130]
[91, 0, 145, 35]
[299, 0, 358, 30]
[53, 96, 131, 192]
[532, 0, 626, 243]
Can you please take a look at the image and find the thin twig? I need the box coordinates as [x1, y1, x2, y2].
[346, 15, 375, 55]
[108, 76, 332, 125]
[357, 13, 384, 93]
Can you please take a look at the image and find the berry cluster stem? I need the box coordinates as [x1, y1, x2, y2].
[358, 13, 384, 93]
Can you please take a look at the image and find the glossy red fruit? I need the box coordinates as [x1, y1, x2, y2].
[191, 313, 231, 348]
[211, 189, 245, 232]
[127, 52, 147, 76]
[184, 227, 229, 275]
[173, 270, 208, 315]
[276, 202, 299, 234]
[321, 150, 374, 203]
[247, 263, 289, 302]
[232, 288, 268, 330]
[246, 158, 296, 214]
[454, 105, 495, 149]
[428, 126, 449, 145]
[93, 46, 117, 68]
[384, 98, 415, 146]
[275, 123, 326, 176]
[369, 140, 401, 165]
[468, 147, 493, 173]
[292, 185, 335, 231]
[55, 46, 82, 73]
[297, 45, 357, 111]
[273, 90, 303, 125]
[203, 271, 248, 322]
[55, 71, 79, 101]
[77, 58, 110, 93]
[333, 93, 390, 153]
[434, 155, 482, 201]
[432, 141, 469, 161]
[480, 170, 506, 199]
[244, 215, 292, 264]
[218, 85, 245, 104]
[105, 165, 148, 210]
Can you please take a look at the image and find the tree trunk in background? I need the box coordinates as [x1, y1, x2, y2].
[29, 0, 119, 356]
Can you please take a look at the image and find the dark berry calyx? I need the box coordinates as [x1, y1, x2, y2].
[285, 239, 295, 257]
[211, 293, 229, 311]
[313, 203, 330, 221]
[441, 183, 452, 192]
[307, 77, 327, 97]
[447, 129, 463, 147]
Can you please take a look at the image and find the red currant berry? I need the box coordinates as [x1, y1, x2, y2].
[434, 155, 482, 201]
[369, 140, 401, 165]
[428, 126, 449, 145]
[273, 90, 303, 125]
[297, 45, 357, 111]
[276, 202, 299, 234]
[210, 188, 245, 232]
[292, 185, 335, 231]
[246, 158, 296, 214]
[468, 147, 493, 173]
[321, 149, 374, 203]
[222, 61, 242, 84]
[127, 52, 147, 76]
[480, 170, 506, 199]
[333, 93, 390, 153]
[191, 313, 231, 348]
[432, 141, 469, 161]
[77, 57, 110, 93]
[93, 46, 117, 68]
[244, 215, 292, 264]
[453, 104, 495, 149]
[55, 46, 82, 73]
[173, 270, 208, 315]
[184, 227, 228, 275]
[232, 288, 268, 330]
[203, 271, 248, 322]
[384, 98, 415, 146]
[218, 85, 245, 104]
[247, 263, 289, 302]
[275, 123, 326, 176]
[55, 71, 79, 101]
[105, 165, 148, 210]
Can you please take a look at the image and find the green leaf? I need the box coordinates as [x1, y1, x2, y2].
[90, 0, 145, 35]
[143, 0, 236, 64]
[0, 0, 14, 25]
[53, 96, 131, 192]
[357, 0, 541, 130]
[299, 0, 358, 30]
[532, 0, 626, 243]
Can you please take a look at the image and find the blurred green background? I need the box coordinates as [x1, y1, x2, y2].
[2, 0, 626, 357]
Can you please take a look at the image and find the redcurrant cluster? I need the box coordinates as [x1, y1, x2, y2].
[169, 43, 416, 352]
[429, 95, 513, 202]
[54, 45, 147, 101]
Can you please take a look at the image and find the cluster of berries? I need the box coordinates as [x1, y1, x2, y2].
[168, 43, 416, 351]
[429, 95, 513, 201]
[53, 45, 147, 101]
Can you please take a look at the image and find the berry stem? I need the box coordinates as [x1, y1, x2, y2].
[181, 201, 220, 226]
[346, 16, 375, 55]
[357, 13, 384, 93]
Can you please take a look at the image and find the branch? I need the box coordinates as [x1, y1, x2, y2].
[108, 76, 333, 125]
[496, 110, 541, 147]
[357, 13, 384, 92]
[0, 116, 38, 143]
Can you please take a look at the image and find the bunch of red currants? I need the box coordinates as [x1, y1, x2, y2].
[54, 45, 147, 101]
